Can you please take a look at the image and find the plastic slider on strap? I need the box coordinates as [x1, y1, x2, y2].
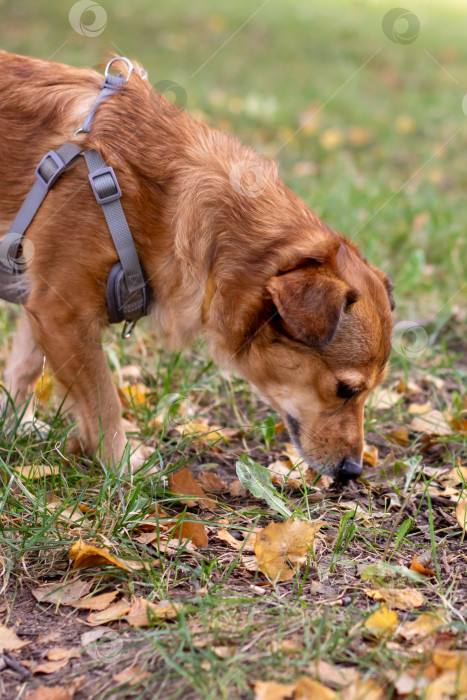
[88, 167, 122, 205]
[35, 150, 66, 190]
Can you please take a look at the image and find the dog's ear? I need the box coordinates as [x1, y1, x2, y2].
[371, 267, 395, 311]
[266, 240, 358, 347]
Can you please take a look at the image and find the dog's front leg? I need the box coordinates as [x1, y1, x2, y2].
[25, 303, 128, 468]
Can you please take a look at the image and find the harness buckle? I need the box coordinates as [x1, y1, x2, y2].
[35, 150, 66, 190]
[88, 166, 122, 205]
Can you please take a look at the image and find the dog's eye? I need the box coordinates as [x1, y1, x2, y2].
[336, 382, 359, 400]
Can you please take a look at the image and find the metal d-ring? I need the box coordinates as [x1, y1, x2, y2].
[122, 319, 137, 339]
[105, 56, 134, 83]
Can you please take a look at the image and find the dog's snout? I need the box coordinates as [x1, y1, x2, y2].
[338, 459, 363, 482]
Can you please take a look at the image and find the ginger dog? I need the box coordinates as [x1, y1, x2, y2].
[0, 52, 394, 482]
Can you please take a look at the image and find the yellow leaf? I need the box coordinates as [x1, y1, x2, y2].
[364, 587, 425, 609]
[456, 498, 467, 532]
[126, 597, 183, 626]
[432, 650, 467, 671]
[295, 676, 337, 699]
[69, 538, 150, 572]
[0, 623, 30, 650]
[254, 519, 322, 582]
[365, 604, 398, 634]
[86, 598, 131, 626]
[363, 444, 378, 468]
[408, 402, 432, 415]
[254, 680, 297, 700]
[345, 679, 386, 700]
[14, 464, 60, 480]
[320, 128, 344, 150]
[385, 427, 409, 445]
[398, 613, 445, 641]
[34, 369, 54, 404]
[410, 410, 452, 436]
[121, 382, 150, 407]
[175, 420, 224, 445]
[71, 590, 119, 611]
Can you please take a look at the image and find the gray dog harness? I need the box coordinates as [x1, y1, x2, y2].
[0, 57, 151, 337]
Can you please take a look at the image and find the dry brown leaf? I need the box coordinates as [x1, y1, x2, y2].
[14, 464, 60, 480]
[197, 470, 227, 493]
[216, 528, 256, 552]
[370, 387, 402, 410]
[444, 460, 467, 484]
[254, 519, 322, 582]
[363, 444, 378, 468]
[410, 554, 436, 576]
[295, 676, 337, 699]
[228, 479, 248, 498]
[410, 410, 452, 436]
[456, 498, 467, 532]
[69, 538, 150, 571]
[408, 402, 432, 415]
[113, 665, 150, 685]
[432, 649, 467, 671]
[268, 459, 302, 489]
[71, 590, 119, 611]
[242, 554, 260, 572]
[168, 467, 213, 508]
[364, 605, 398, 634]
[345, 679, 386, 700]
[385, 427, 409, 445]
[46, 500, 84, 523]
[169, 517, 208, 547]
[212, 645, 237, 658]
[398, 614, 444, 641]
[86, 598, 131, 626]
[34, 658, 69, 674]
[175, 420, 225, 447]
[253, 680, 296, 700]
[126, 597, 183, 626]
[46, 647, 80, 662]
[25, 685, 76, 700]
[31, 578, 93, 606]
[0, 623, 30, 650]
[364, 587, 425, 609]
[308, 659, 360, 688]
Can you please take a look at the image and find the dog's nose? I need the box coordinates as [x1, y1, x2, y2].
[339, 460, 363, 482]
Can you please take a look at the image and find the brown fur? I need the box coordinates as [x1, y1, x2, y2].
[0, 52, 394, 478]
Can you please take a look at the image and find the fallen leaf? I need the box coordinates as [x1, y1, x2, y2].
[385, 427, 409, 446]
[364, 605, 398, 634]
[398, 613, 445, 641]
[345, 679, 386, 700]
[216, 528, 256, 552]
[363, 444, 378, 468]
[456, 498, 467, 532]
[0, 624, 30, 650]
[370, 387, 402, 411]
[175, 420, 225, 447]
[444, 461, 467, 485]
[121, 382, 151, 406]
[46, 648, 80, 661]
[197, 470, 227, 493]
[14, 464, 60, 480]
[31, 578, 93, 606]
[46, 499, 84, 523]
[34, 658, 69, 674]
[254, 519, 322, 582]
[168, 467, 213, 508]
[86, 598, 131, 626]
[295, 676, 337, 699]
[236, 457, 292, 518]
[364, 587, 425, 609]
[432, 649, 467, 671]
[408, 402, 432, 415]
[71, 590, 119, 611]
[113, 665, 150, 685]
[25, 685, 76, 700]
[126, 597, 183, 626]
[254, 680, 296, 700]
[410, 410, 452, 436]
[69, 538, 150, 572]
[410, 554, 435, 577]
[309, 659, 360, 688]
[228, 479, 248, 498]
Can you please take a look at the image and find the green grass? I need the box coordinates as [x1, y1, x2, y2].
[1, 0, 467, 698]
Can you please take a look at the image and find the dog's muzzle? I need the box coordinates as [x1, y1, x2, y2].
[337, 459, 363, 483]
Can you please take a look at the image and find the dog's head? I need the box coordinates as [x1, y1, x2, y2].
[231, 236, 394, 484]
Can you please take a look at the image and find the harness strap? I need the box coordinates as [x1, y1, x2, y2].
[0, 143, 82, 272]
[84, 149, 147, 319]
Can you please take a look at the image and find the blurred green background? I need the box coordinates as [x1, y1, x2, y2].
[1, 0, 466, 322]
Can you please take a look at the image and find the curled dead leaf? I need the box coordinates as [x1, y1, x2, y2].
[126, 597, 183, 626]
[409, 554, 435, 577]
[455, 498, 467, 532]
[168, 467, 213, 508]
[69, 538, 151, 572]
[254, 519, 322, 582]
[364, 587, 425, 609]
